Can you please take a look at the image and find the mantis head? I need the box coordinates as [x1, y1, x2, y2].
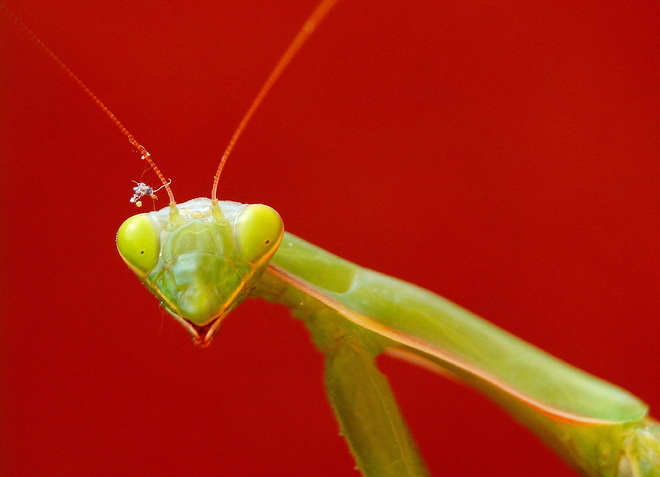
[16, 0, 331, 348]
[116, 199, 283, 346]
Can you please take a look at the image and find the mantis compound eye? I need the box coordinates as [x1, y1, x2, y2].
[116, 214, 161, 277]
[235, 204, 284, 265]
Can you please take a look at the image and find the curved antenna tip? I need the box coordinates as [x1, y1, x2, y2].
[210, 0, 339, 200]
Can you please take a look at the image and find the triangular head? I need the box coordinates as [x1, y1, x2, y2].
[116, 198, 284, 346]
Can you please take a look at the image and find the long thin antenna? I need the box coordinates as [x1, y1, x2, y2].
[211, 0, 339, 200]
[1, 3, 176, 204]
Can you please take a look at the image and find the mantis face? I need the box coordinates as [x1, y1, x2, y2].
[117, 198, 284, 346]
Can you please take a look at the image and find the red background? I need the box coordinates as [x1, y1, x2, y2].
[1, 1, 658, 475]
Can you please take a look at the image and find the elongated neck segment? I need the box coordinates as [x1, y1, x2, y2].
[257, 233, 647, 424]
[116, 198, 283, 346]
[253, 233, 658, 475]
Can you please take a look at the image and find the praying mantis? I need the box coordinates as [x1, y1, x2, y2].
[2, 2, 653, 475]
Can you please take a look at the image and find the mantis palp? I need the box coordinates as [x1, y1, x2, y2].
[2, 1, 656, 474]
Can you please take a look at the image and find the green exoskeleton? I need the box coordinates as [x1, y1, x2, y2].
[8, 0, 658, 475]
[117, 197, 660, 476]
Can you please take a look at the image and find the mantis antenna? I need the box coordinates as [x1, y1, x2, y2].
[3, 0, 338, 204]
[0, 3, 176, 205]
[210, 0, 339, 200]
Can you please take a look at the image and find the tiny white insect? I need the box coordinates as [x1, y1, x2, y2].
[129, 179, 171, 207]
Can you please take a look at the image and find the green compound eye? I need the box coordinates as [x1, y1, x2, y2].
[235, 204, 284, 265]
[116, 214, 161, 277]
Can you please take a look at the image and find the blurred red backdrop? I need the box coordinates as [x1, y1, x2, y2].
[1, 1, 658, 475]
